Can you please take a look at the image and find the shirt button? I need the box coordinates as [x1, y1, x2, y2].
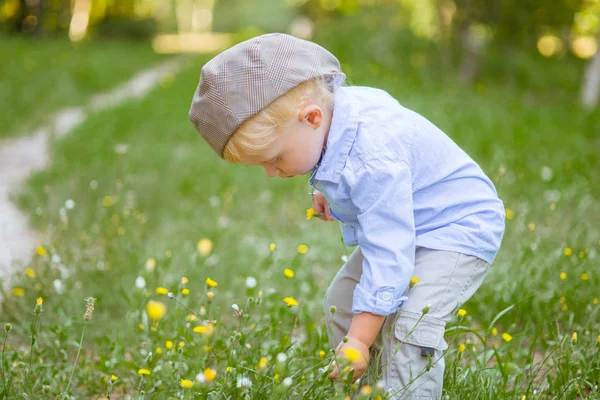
[381, 293, 392, 301]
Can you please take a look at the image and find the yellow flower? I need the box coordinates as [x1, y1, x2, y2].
[155, 287, 168, 295]
[146, 301, 167, 321]
[207, 291, 215, 300]
[138, 369, 151, 375]
[258, 357, 268, 369]
[269, 242, 276, 252]
[145, 257, 156, 271]
[505, 208, 514, 220]
[580, 273, 589, 281]
[111, 375, 118, 382]
[306, 207, 316, 220]
[283, 268, 295, 278]
[597, 335, 600, 344]
[572, 332, 577, 342]
[283, 297, 299, 307]
[36, 297, 43, 306]
[560, 296, 566, 304]
[193, 325, 207, 333]
[197, 238, 213, 256]
[594, 298, 599, 305]
[459, 343, 466, 353]
[36, 246, 47, 256]
[409, 276, 420, 288]
[181, 277, 189, 284]
[491, 327, 498, 336]
[186, 314, 198, 321]
[297, 244, 309, 254]
[559, 272, 567, 280]
[165, 340, 173, 350]
[205, 277, 218, 287]
[226, 366, 233, 372]
[319, 350, 325, 358]
[360, 385, 372, 395]
[25, 268, 36, 278]
[155, 347, 163, 355]
[502, 333, 513, 342]
[181, 288, 190, 296]
[528, 222, 536, 231]
[138, 323, 145, 331]
[457, 308, 467, 317]
[12, 288, 24, 297]
[204, 368, 217, 382]
[102, 195, 114, 207]
[180, 379, 193, 388]
[343, 347, 360, 362]
[563, 247, 572, 256]
[178, 341, 185, 347]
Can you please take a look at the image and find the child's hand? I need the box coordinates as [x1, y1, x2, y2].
[328, 336, 370, 381]
[312, 191, 335, 221]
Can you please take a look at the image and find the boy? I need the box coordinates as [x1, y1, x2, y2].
[189, 33, 505, 399]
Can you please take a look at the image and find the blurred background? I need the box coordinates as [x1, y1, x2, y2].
[2, 0, 600, 109]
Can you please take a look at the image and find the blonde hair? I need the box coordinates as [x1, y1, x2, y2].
[223, 78, 336, 164]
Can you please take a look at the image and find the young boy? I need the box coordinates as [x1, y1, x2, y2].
[189, 33, 505, 399]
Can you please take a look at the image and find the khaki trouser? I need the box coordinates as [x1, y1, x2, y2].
[324, 246, 490, 399]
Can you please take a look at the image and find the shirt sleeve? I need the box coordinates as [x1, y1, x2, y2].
[348, 157, 415, 316]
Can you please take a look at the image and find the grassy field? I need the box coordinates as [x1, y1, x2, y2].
[1, 29, 599, 399]
[0, 36, 165, 138]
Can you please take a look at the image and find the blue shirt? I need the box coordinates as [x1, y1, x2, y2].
[309, 86, 505, 316]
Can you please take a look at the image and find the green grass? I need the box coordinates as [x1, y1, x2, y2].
[0, 36, 165, 138]
[1, 31, 600, 398]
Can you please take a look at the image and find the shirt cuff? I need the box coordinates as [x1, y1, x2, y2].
[352, 284, 407, 316]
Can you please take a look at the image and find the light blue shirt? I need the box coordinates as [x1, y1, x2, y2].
[309, 86, 505, 316]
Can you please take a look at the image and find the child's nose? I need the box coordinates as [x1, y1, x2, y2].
[263, 165, 278, 178]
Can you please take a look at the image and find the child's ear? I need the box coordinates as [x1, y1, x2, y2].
[299, 105, 323, 129]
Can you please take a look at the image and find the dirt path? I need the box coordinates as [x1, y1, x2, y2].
[0, 58, 184, 288]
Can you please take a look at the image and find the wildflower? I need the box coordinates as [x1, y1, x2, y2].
[11, 287, 24, 297]
[572, 332, 577, 342]
[560, 272, 567, 280]
[4, 323, 11, 332]
[138, 369, 151, 375]
[84, 297, 96, 321]
[181, 277, 189, 284]
[205, 277, 218, 287]
[409, 276, 420, 288]
[283, 377, 293, 387]
[197, 238, 213, 256]
[102, 195, 114, 207]
[306, 208, 318, 220]
[284, 268, 295, 278]
[36, 297, 43, 306]
[276, 353, 288, 363]
[138, 323, 145, 330]
[145, 257, 156, 272]
[563, 247, 572, 256]
[283, 297, 299, 307]
[178, 341, 185, 347]
[204, 368, 217, 382]
[25, 268, 36, 278]
[226, 366, 233, 372]
[168, 292, 174, 299]
[135, 276, 146, 289]
[422, 303, 431, 315]
[53, 279, 64, 294]
[196, 372, 206, 383]
[581, 273, 589, 281]
[594, 298, 599, 305]
[491, 327, 498, 336]
[459, 344, 466, 353]
[180, 379, 193, 389]
[146, 301, 167, 321]
[344, 347, 360, 362]
[259, 357, 268, 369]
[330, 305, 337, 314]
[560, 296, 566, 304]
[597, 335, 600, 344]
[236, 376, 252, 388]
[35, 297, 43, 313]
[297, 244, 309, 254]
[36, 246, 47, 256]
[181, 288, 190, 296]
[111, 375, 118, 382]
[193, 325, 207, 333]
[207, 291, 214, 300]
[246, 276, 257, 288]
[505, 208, 514, 220]
[155, 287, 168, 295]
[360, 385, 372, 395]
[457, 308, 467, 317]
[502, 333, 513, 342]
[155, 347, 163, 355]
[319, 350, 325, 358]
[269, 242, 277, 252]
[165, 340, 173, 350]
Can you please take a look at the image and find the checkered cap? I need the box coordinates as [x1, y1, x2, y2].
[189, 33, 346, 158]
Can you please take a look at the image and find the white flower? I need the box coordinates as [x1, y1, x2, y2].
[167, 292, 174, 299]
[245, 276, 257, 288]
[276, 353, 287, 363]
[65, 199, 75, 209]
[51, 254, 61, 263]
[53, 279, 64, 294]
[231, 304, 240, 312]
[282, 377, 293, 387]
[236, 375, 252, 388]
[541, 166, 553, 182]
[135, 276, 146, 289]
[195, 372, 206, 383]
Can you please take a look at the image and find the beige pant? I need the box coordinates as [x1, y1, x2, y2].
[324, 246, 490, 399]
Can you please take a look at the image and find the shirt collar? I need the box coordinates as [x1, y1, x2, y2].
[310, 87, 358, 184]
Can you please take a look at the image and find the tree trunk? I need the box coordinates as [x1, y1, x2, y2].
[580, 35, 600, 110]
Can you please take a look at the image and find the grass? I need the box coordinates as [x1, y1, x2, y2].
[1, 27, 600, 398]
[0, 36, 165, 138]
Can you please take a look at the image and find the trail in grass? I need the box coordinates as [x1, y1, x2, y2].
[0, 58, 184, 287]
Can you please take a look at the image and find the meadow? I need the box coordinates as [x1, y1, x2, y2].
[1, 29, 599, 399]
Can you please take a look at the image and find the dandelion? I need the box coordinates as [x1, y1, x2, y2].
[155, 347, 163, 355]
[197, 238, 213, 256]
[206, 277, 218, 287]
[84, 297, 96, 321]
[491, 327, 498, 336]
[226, 366, 233, 372]
[306, 208, 319, 220]
[146, 301, 167, 321]
[502, 333, 513, 342]
[344, 347, 360, 362]
[111, 375, 118, 382]
[155, 287, 168, 295]
[181, 288, 190, 296]
[409, 276, 420, 288]
[319, 350, 325, 358]
[581, 273, 589, 281]
[572, 332, 577, 342]
[284, 268, 295, 278]
[193, 326, 207, 333]
[564, 247, 572, 256]
[36, 297, 43, 306]
[457, 308, 467, 317]
[459, 344, 466, 353]
[180, 379, 193, 388]
[138, 369, 151, 375]
[25, 268, 36, 278]
[181, 277, 189, 284]
[505, 208, 514, 220]
[35, 297, 43, 314]
[204, 368, 217, 382]
[36, 246, 47, 256]
[559, 272, 567, 280]
[283, 297, 299, 307]
[594, 298, 599, 305]
[11, 288, 24, 297]
[297, 244, 309, 254]
[165, 341, 173, 350]
[259, 357, 268, 369]
[269, 242, 276, 252]
[360, 386, 372, 395]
